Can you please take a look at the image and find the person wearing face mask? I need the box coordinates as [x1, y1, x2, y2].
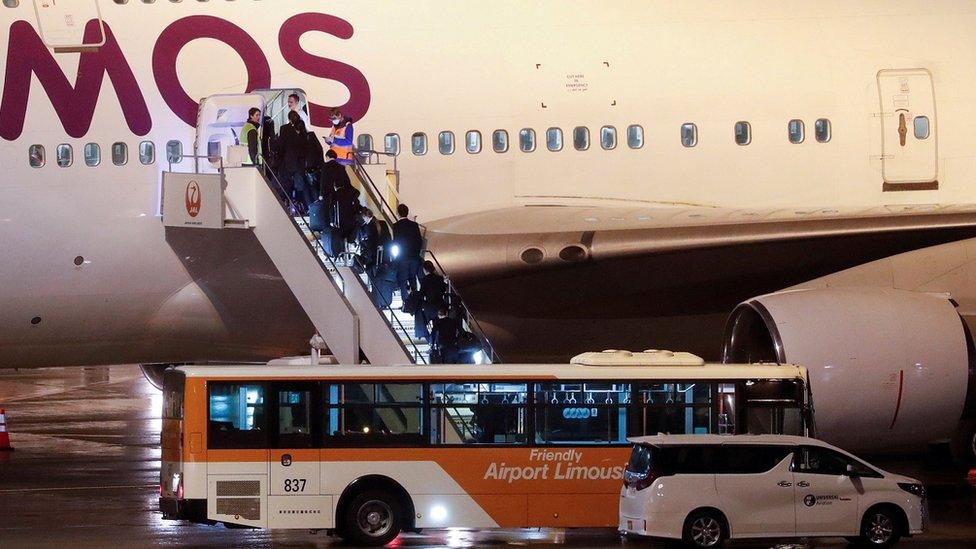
[323, 107, 355, 165]
[241, 107, 261, 165]
[287, 92, 311, 130]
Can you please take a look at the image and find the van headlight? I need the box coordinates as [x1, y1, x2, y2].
[897, 482, 925, 498]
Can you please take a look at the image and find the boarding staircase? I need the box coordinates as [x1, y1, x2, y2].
[160, 152, 497, 366]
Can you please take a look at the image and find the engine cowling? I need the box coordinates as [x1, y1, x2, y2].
[724, 287, 976, 455]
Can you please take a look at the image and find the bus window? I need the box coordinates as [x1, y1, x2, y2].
[276, 387, 313, 448]
[208, 382, 267, 449]
[534, 382, 630, 444]
[162, 371, 184, 420]
[741, 379, 804, 435]
[324, 383, 424, 445]
[431, 383, 527, 444]
[638, 382, 714, 435]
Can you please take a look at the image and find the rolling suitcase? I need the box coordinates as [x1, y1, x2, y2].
[308, 199, 327, 232]
[319, 227, 345, 259]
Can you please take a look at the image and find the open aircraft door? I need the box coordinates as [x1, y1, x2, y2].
[196, 94, 266, 173]
[878, 69, 938, 187]
[32, 0, 105, 51]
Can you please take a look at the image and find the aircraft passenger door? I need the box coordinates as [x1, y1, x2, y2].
[32, 0, 105, 50]
[196, 94, 266, 173]
[878, 69, 938, 185]
[267, 383, 330, 529]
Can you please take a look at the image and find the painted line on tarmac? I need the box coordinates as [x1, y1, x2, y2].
[0, 484, 155, 493]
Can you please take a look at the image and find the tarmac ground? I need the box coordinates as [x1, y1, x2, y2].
[1, 365, 975, 548]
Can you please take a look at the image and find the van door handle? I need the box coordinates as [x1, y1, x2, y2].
[777, 481, 792, 487]
[797, 481, 810, 488]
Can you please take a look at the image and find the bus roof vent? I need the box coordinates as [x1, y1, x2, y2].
[570, 349, 705, 367]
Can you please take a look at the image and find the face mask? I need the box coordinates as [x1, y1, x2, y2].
[331, 117, 341, 124]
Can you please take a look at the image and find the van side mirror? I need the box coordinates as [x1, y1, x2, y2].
[845, 464, 859, 477]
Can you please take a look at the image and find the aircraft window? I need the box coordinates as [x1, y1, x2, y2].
[627, 125, 644, 149]
[411, 132, 427, 156]
[29, 145, 45, 168]
[3, 0, 19, 7]
[681, 123, 698, 147]
[734, 121, 751, 146]
[492, 130, 509, 153]
[466, 131, 482, 154]
[519, 128, 536, 152]
[56, 144, 73, 168]
[573, 126, 590, 151]
[384, 133, 400, 156]
[139, 141, 155, 165]
[546, 127, 563, 152]
[815, 119, 831, 143]
[165, 140, 183, 164]
[112, 142, 128, 166]
[357, 134, 373, 152]
[84, 143, 101, 167]
[914, 116, 930, 139]
[438, 131, 455, 155]
[788, 119, 805, 144]
[601, 126, 617, 150]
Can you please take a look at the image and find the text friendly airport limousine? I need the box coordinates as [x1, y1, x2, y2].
[159, 351, 814, 543]
[2, 1, 976, 464]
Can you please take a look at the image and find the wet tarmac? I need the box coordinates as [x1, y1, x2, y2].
[1, 366, 976, 548]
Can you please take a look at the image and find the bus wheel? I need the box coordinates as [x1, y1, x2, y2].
[341, 490, 402, 547]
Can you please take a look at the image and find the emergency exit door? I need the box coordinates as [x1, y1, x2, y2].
[878, 69, 938, 185]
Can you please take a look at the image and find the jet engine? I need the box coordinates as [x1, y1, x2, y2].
[724, 287, 976, 458]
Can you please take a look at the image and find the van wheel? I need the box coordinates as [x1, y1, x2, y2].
[340, 490, 402, 547]
[857, 508, 901, 547]
[682, 510, 726, 548]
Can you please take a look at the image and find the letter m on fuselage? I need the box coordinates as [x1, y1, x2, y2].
[0, 20, 151, 141]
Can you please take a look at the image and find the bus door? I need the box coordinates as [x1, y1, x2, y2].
[206, 381, 270, 528]
[267, 383, 330, 529]
[878, 69, 938, 186]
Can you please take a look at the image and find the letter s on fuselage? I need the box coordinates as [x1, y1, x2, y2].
[0, 13, 371, 141]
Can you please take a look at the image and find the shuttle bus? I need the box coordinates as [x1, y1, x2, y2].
[159, 350, 811, 545]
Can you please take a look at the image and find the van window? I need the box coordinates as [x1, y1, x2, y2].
[138, 141, 155, 165]
[208, 382, 267, 449]
[792, 446, 878, 477]
[438, 131, 455, 155]
[573, 126, 590, 150]
[384, 133, 400, 156]
[492, 130, 509, 153]
[600, 126, 617, 150]
[411, 132, 427, 156]
[788, 119, 805, 143]
[56, 144, 73, 167]
[29, 144, 46, 168]
[734, 121, 751, 145]
[627, 125, 644, 149]
[112, 142, 128, 166]
[710, 445, 794, 474]
[519, 128, 536, 152]
[546, 127, 563, 151]
[681, 123, 698, 147]
[914, 116, 930, 139]
[465, 130, 482, 154]
[84, 143, 101, 167]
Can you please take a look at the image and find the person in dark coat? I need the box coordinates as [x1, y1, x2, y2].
[333, 179, 361, 243]
[319, 149, 351, 199]
[356, 207, 380, 270]
[280, 110, 311, 212]
[392, 203, 425, 304]
[416, 260, 447, 340]
[430, 306, 461, 364]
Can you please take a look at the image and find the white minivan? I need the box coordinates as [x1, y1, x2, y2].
[619, 435, 926, 548]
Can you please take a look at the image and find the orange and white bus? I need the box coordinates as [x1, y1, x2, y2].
[159, 350, 811, 546]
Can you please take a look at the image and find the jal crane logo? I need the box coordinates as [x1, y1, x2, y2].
[185, 180, 201, 218]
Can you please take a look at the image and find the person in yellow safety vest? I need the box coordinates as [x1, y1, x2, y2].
[324, 107, 355, 165]
[241, 107, 261, 165]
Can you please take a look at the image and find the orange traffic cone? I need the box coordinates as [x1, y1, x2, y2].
[0, 408, 13, 451]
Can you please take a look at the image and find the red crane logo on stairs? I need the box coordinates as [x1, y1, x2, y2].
[185, 180, 201, 218]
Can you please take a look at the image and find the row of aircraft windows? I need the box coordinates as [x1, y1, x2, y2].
[362, 116, 931, 156]
[25, 140, 185, 168]
[1, 0, 255, 6]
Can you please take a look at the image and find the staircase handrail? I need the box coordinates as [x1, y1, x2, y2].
[350, 150, 501, 364]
